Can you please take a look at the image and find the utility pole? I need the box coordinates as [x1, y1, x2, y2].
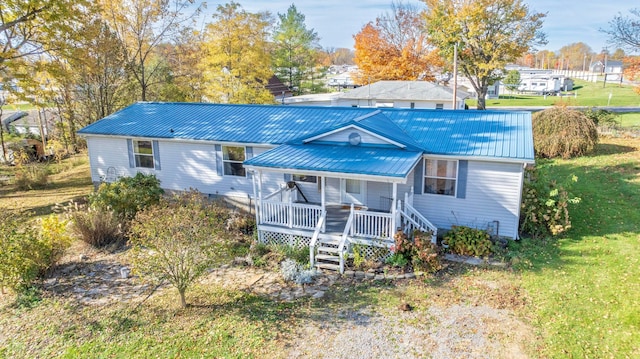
[452, 42, 458, 110]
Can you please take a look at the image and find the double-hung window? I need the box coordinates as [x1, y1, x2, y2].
[134, 140, 154, 168]
[424, 159, 458, 196]
[223, 146, 246, 176]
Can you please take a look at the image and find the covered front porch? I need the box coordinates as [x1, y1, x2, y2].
[248, 174, 437, 273]
[244, 140, 437, 273]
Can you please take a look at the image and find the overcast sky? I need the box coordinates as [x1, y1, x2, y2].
[200, 1, 635, 53]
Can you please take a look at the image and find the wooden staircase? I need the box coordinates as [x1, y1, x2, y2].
[313, 234, 343, 272]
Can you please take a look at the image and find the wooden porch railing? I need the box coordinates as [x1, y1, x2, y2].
[352, 209, 393, 241]
[260, 199, 322, 231]
[309, 210, 327, 267]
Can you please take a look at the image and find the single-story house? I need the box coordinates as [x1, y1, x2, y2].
[285, 80, 469, 110]
[78, 103, 534, 272]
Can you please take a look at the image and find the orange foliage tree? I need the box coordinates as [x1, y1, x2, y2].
[353, 2, 440, 85]
[623, 56, 640, 95]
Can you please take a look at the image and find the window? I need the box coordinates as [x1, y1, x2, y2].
[424, 159, 457, 196]
[223, 146, 246, 176]
[292, 174, 317, 183]
[134, 140, 154, 168]
[410, 102, 415, 109]
[435, 103, 444, 110]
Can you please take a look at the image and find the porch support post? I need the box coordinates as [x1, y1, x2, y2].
[252, 170, 259, 225]
[391, 182, 398, 236]
[321, 176, 326, 232]
[258, 170, 263, 225]
[288, 191, 293, 229]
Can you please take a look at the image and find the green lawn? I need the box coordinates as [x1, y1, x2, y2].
[619, 112, 640, 129]
[467, 79, 640, 108]
[511, 136, 640, 357]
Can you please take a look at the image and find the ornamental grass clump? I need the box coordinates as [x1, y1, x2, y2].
[532, 106, 598, 159]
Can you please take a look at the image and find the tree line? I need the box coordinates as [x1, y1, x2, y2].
[0, 1, 354, 152]
[2, 0, 640, 154]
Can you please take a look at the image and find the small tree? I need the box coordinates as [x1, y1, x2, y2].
[128, 191, 235, 308]
[532, 106, 598, 159]
[503, 70, 521, 97]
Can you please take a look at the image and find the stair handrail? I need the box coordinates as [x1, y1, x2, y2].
[403, 200, 438, 242]
[309, 210, 327, 267]
[338, 204, 355, 274]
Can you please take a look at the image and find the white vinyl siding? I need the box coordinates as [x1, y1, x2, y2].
[410, 161, 523, 238]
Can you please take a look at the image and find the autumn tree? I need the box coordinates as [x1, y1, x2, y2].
[558, 42, 594, 71]
[99, 0, 201, 101]
[272, 4, 320, 95]
[603, 9, 640, 52]
[129, 191, 236, 308]
[200, 2, 273, 104]
[424, 0, 546, 110]
[323, 47, 355, 66]
[623, 56, 640, 95]
[0, 0, 88, 73]
[353, 1, 440, 84]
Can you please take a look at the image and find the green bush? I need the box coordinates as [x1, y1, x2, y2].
[89, 173, 163, 220]
[532, 106, 598, 159]
[0, 212, 72, 293]
[519, 164, 581, 238]
[583, 108, 619, 128]
[443, 226, 492, 257]
[70, 208, 123, 247]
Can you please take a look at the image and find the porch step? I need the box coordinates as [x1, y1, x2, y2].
[315, 262, 341, 271]
[315, 254, 340, 263]
[317, 246, 340, 254]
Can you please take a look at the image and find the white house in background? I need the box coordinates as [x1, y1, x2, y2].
[285, 80, 470, 109]
[590, 60, 623, 74]
[78, 103, 534, 273]
[457, 77, 500, 100]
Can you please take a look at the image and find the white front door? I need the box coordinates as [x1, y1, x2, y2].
[341, 178, 366, 205]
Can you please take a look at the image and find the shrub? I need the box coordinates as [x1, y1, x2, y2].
[443, 226, 492, 257]
[519, 164, 581, 238]
[532, 106, 598, 159]
[0, 212, 71, 293]
[583, 108, 619, 128]
[412, 230, 442, 273]
[70, 208, 123, 247]
[226, 211, 256, 235]
[89, 172, 163, 220]
[280, 258, 316, 284]
[14, 164, 48, 190]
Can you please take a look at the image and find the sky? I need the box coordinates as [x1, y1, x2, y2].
[201, 0, 635, 53]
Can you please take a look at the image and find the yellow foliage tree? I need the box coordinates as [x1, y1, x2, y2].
[199, 2, 274, 104]
[424, 0, 546, 110]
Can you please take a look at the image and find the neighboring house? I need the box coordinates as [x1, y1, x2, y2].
[0, 109, 53, 137]
[78, 103, 534, 272]
[457, 77, 500, 100]
[590, 60, 623, 74]
[265, 75, 293, 104]
[285, 80, 469, 109]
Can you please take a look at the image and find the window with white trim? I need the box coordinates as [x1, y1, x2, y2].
[292, 174, 317, 183]
[134, 140, 154, 168]
[424, 159, 457, 196]
[435, 103, 444, 110]
[222, 146, 246, 176]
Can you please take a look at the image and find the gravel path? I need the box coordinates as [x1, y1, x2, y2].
[286, 304, 530, 359]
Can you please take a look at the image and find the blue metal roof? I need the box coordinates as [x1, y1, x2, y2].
[78, 102, 534, 162]
[244, 144, 423, 179]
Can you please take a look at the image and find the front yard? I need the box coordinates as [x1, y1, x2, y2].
[1, 135, 639, 358]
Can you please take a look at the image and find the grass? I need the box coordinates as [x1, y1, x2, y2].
[510, 136, 640, 357]
[0, 154, 92, 216]
[467, 79, 640, 108]
[618, 112, 640, 129]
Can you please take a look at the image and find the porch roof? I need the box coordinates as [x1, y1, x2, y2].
[244, 144, 422, 181]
